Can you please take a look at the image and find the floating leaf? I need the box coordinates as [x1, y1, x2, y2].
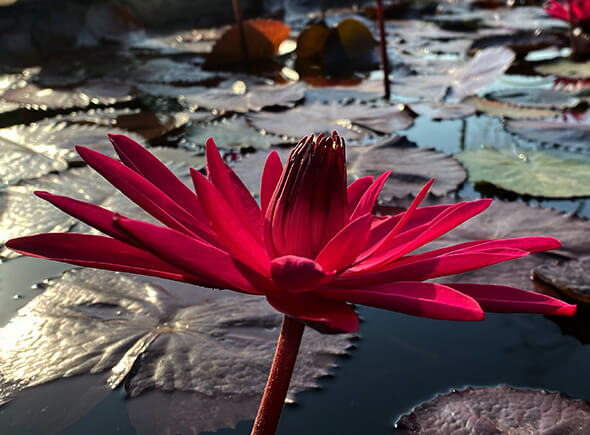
[184, 116, 289, 151]
[184, 82, 306, 113]
[536, 60, 590, 79]
[207, 19, 290, 66]
[456, 147, 590, 198]
[463, 96, 561, 119]
[409, 101, 475, 120]
[484, 88, 580, 109]
[304, 79, 383, 103]
[347, 135, 466, 200]
[0, 269, 353, 433]
[0, 148, 204, 259]
[395, 385, 590, 433]
[0, 121, 145, 181]
[128, 58, 219, 85]
[246, 102, 415, 140]
[393, 47, 515, 101]
[533, 259, 590, 304]
[505, 114, 590, 149]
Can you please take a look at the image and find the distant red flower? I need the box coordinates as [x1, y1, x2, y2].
[7, 133, 575, 333]
[546, 0, 590, 23]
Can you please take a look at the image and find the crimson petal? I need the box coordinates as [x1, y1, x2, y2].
[6, 233, 202, 283]
[270, 255, 332, 293]
[350, 171, 391, 220]
[260, 150, 283, 217]
[447, 283, 576, 316]
[320, 282, 484, 321]
[347, 176, 373, 215]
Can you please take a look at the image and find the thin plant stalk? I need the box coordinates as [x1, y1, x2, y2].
[251, 315, 305, 435]
[232, 0, 250, 64]
[376, 0, 391, 100]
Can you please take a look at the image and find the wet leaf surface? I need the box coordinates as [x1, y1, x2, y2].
[485, 88, 580, 109]
[304, 79, 383, 103]
[127, 58, 219, 85]
[536, 60, 590, 79]
[246, 102, 415, 140]
[347, 135, 466, 200]
[456, 147, 590, 198]
[392, 47, 515, 100]
[0, 269, 353, 432]
[184, 82, 306, 113]
[463, 96, 561, 119]
[184, 116, 290, 151]
[0, 121, 145, 183]
[409, 101, 475, 120]
[505, 114, 590, 149]
[0, 148, 204, 259]
[533, 259, 590, 304]
[395, 385, 590, 434]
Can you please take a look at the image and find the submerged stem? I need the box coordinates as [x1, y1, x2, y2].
[251, 315, 305, 435]
[376, 0, 391, 100]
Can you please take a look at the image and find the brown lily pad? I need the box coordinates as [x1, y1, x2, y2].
[505, 114, 590, 149]
[0, 268, 353, 434]
[347, 135, 466, 200]
[536, 60, 590, 79]
[463, 96, 560, 119]
[533, 259, 590, 304]
[184, 82, 306, 113]
[395, 385, 590, 434]
[246, 102, 415, 140]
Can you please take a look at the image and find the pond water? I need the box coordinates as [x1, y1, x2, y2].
[1, 1, 590, 434]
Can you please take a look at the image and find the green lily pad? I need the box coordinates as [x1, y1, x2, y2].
[456, 147, 590, 198]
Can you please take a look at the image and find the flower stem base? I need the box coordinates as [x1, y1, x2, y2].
[251, 315, 305, 435]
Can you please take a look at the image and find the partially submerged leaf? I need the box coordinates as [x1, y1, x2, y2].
[246, 102, 415, 140]
[184, 82, 306, 113]
[409, 101, 475, 120]
[484, 88, 580, 109]
[207, 19, 290, 66]
[395, 385, 590, 433]
[456, 147, 590, 198]
[347, 136, 466, 199]
[533, 259, 590, 304]
[0, 269, 353, 433]
[536, 60, 590, 79]
[505, 114, 590, 149]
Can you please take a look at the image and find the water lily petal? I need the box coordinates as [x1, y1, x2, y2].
[337, 249, 530, 287]
[114, 215, 266, 294]
[76, 146, 218, 244]
[191, 169, 271, 277]
[447, 283, 576, 316]
[271, 255, 332, 293]
[206, 138, 264, 240]
[6, 233, 201, 283]
[347, 176, 373, 214]
[316, 214, 373, 273]
[34, 191, 136, 245]
[350, 171, 391, 221]
[321, 282, 484, 321]
[260, 150, 283, 216]
[266, 292, 358, 333]
[109, 134, 208, 224]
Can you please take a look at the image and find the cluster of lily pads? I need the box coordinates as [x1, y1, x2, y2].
[1, 0, 590, 433]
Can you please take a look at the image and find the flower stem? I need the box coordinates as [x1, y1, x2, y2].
[232, 0, 250, 64]
[251, 315, 305, 435]
[376, 0, 391, 100]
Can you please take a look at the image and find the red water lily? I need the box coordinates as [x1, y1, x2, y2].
[546, 0, 590, 23]
[7, 132, 575, 334]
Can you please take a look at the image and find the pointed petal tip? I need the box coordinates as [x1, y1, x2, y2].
[34, 190, 51, 199]
[552, 302, 577, 317]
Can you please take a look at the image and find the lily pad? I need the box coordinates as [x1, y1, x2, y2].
[456, 147, 590, 198]
[392, 46, 515, 101]
[533, 259, 590, 304]
[0, 147, 205, 259]
[128, 58, 219, 85]
[246, 102, 415, 140]
[183, 116, 290, 151]
[184, 82, 306, 113]
[0, 268, 353, 432]
[505, 114, 590, 149]
[347, 135, 466, 200]
[0, 121, 145, 182]
[463, 96, 561, 119]
[395, 385, 590, 433]
[304, 79, 384, 103]
[536, 60, 590, 79]
[484, 88, 580, 109]
[409, 101, 475, 120]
